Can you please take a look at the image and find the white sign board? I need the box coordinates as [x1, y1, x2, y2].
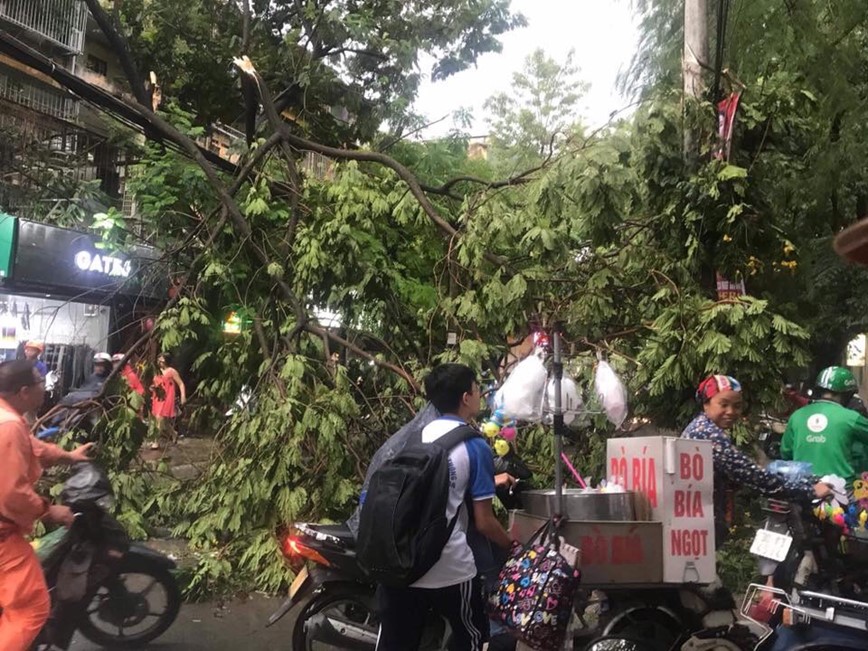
[607, 436, 716, 584]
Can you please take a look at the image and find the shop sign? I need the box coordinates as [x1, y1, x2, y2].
[74, 250, 132, 278]
[222, 306, 252, 334]
[11, 220, 164, 299]
[715, 271, 746, 300]
[0, 213, 15, 279]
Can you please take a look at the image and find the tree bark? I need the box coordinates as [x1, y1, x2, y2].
[683, 0, 708, 161]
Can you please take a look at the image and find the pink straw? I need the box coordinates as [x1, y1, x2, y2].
[560, 452, 588, 489]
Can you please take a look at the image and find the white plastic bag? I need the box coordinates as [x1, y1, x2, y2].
[499, 353, 547, 422]
[543, 375, 584, 426]
[594, 361, 628, 428]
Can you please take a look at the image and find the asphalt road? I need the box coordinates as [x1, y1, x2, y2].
[69, 593, 295, 651]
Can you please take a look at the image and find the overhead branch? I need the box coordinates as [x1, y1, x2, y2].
[306, 323, 420, 392]
[379, 114, 451, 152]
[420, 166, 541, 196]
[233, 56, 508, 268]
[229, 131, 283, 195]
[233, 57, 305, 251]
[81, 0, 151, 108]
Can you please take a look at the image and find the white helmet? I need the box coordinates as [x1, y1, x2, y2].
[93, 352, 112, 363]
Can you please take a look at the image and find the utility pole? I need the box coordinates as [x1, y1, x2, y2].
[683, 0, 708, 160]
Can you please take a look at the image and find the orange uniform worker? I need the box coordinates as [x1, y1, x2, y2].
[0, 359, 94, 651]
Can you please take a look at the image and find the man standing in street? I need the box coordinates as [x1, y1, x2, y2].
[0, 359, 94, 650]
[376, 363, 515, 651]
[782, 366, 868, 488]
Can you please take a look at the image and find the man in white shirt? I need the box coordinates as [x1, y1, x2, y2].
[376, 364, 515, 651]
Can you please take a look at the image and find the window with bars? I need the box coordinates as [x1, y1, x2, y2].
[85, 55, 108, 77]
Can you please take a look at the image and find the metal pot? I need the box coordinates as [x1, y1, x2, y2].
[521, 489, 637, 521]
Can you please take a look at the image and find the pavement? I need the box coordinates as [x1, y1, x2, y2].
[70, 593, 296, 650]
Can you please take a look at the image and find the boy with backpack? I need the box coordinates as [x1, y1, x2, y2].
[359, 363, 515, 651]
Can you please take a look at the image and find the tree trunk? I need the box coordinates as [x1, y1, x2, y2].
[683, 0, 708, 160]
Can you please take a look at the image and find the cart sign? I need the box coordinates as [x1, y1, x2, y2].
[607, 436, 716, 584]
[510, 512, 665, 585]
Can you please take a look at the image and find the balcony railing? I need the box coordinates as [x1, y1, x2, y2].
[0, 0, 87, 53]
[0, 61, 78, 121]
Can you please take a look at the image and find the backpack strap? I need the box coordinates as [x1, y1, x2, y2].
[432, 423, 481, 452]
[431, 424, 483, 544]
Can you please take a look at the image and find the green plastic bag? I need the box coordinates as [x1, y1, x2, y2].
[31, 527, 69, 562]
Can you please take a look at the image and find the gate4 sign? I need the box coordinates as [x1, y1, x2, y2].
[74, 250, 132, 278]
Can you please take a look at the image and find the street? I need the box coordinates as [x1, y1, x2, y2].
[70, 594, 294, 650]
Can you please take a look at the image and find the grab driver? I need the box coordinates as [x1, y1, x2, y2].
[781, 366, 868, 489]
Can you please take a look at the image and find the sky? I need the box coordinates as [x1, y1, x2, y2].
[412, 0, 641, 138]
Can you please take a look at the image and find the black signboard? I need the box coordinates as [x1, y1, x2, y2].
[10, 220, 166, 299]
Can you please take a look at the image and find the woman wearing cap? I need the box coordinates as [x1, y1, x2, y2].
[23, 341, 47, 378]
[149, 353, 186, 449]
[682, 374, 831, 544]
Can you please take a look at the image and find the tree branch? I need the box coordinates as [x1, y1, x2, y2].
[306, 323, 420, 392]
[81, 0, 151, 108]
[233, 56, 508, 268]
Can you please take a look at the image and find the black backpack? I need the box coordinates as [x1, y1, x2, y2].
[356, 424, 481, 587]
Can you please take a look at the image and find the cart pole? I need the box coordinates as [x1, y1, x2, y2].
[552, 323, 565, 519]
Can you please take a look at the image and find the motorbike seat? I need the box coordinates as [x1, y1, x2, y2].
[305, 523, 355, 545]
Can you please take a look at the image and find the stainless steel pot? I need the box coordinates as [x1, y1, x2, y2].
[521, 489, 637, 521]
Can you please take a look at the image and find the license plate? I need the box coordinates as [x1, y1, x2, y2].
[289, 566, 310, 599]
[759, 432, 769, 441]
[750, 529, 793, 562]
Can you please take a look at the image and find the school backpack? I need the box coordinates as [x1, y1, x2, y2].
[356, 423, 480, 587]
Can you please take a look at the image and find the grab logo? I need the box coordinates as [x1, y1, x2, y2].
[807, 414, 828, 433]
[806, 434, 827, 444]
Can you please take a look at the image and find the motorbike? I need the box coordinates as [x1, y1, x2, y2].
[267, 449, 533, 650]
[735, 466, 868, 650]
[28, 462, 181, 650]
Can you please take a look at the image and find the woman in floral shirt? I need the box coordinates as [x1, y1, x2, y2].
[682, 375, 830, 543]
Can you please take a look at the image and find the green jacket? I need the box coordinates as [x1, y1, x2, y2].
[781, 400, 868, 485]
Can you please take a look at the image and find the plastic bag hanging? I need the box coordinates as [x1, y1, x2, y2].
[594, 360, 628, 427]
[498, 353, 547, 422]
[543, 375, 583, 426]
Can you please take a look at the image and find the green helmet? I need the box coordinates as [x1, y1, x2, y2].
[815, 366, 858, 393]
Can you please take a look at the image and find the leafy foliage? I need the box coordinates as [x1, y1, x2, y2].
[34, 0, 868, 598]
[115, 0, 525, 141]
[485, 48, 588, 172]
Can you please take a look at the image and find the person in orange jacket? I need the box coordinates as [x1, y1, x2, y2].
[0, 359, 94, 651]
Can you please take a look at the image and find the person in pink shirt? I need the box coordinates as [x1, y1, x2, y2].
[112, 353, 145, 396]
[0, 360, 93, 651]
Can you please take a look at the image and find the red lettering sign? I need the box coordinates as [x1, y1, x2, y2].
[580, 536, 608, 565]
[673, 490, 705, 518]
[670, 528, 709, 557]
[615, 453, 657, 508]
[610, 456, 627, 484]
[679, 452, 705, 481]
[611, 535, 644, 565]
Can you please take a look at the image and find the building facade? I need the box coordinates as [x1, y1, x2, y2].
[0, 0, 132, 219]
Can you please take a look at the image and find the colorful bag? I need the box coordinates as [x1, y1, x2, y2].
[489, 520, 581, 650]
